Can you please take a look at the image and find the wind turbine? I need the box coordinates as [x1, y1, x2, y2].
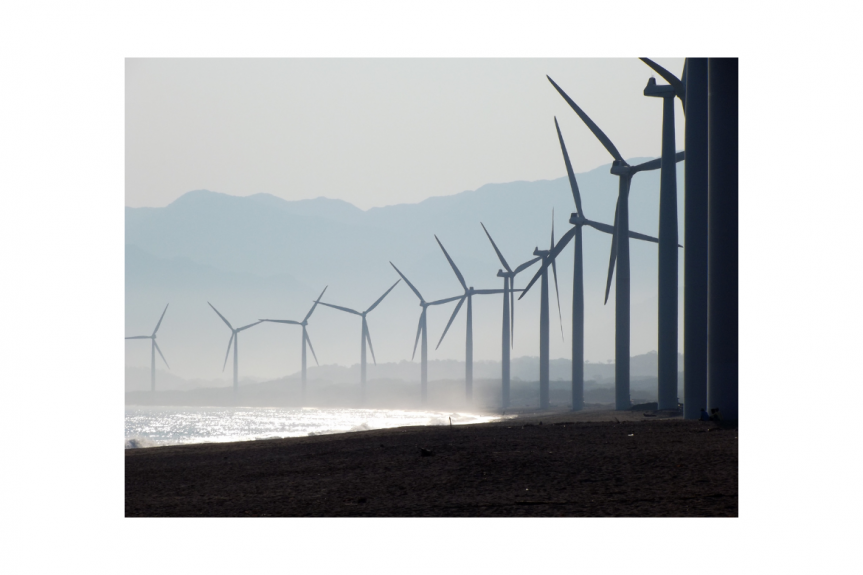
[317, 280, 400, 404]
[389, 263, 462, 404]
[434, 235, 506, 402]
[259, 286, 328, 404]
[529, 211, 566, 410]
[520, 118, 662, 411]
[208, 302, 263, 400]
[479, 222, 540, 410]
[547, 74, 685, 410]
[125, 304, 170, 395]
[641, 58, 687, 410]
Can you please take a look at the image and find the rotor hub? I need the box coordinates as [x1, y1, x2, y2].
[610, 160, 632, 176]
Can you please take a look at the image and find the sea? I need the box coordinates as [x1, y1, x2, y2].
[125, 405, 501, 448]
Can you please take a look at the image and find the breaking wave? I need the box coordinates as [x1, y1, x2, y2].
[125, 436, 159, 449]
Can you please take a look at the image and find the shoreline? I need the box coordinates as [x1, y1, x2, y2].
[124, 403, 651, 449]
[126, 407, 737, 517]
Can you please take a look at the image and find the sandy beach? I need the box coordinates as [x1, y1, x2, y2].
[125, 408, 737, 517]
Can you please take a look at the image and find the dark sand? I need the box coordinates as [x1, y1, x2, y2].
[125, 408, 737, 517]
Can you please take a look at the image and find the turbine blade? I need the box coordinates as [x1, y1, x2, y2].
[434, 235, 468, 291]
[550, 226, 578, 262]
[222, 333, 235, 372]
[390, 262, 424, 302]
[125, 335, 150, 340]
[427, 295, 464, 306]
[550, 208, 556, 251]
[640, 57, 685, 102]
[604, 200, 620, 305]
[366, 279, 400, 314]
[517, 267, 543, 301]
[435, 296, 465, 350]
[303, 286, 328, 323]
[260, 319, 301, 325]
[584, 219, 615, 235]
[152, 304, 169, 337]
[237, 320, 262, 332]
[631, 156, 662, 173]
[480, 222, 512, 273]
[551, 256, 564, 341]
[627, 229, 660, 244]
[318, 302, 362, 316]
[365, 328, 377, 366]
[208, 302, 233, 331]
[472, 289, 506, 295]
[681, 58, 688, 113]
[554, 117, 584, 217]
[412, 309, 424, 361]
[632, 150, 685, 174]
[305, 330, 319, 367]
[518, 227, 577, 300]
[587, 220, 659, 245]
[514, 256, 541, 275]
[547, 75, 624, 163]
[154, 340, 170, 369]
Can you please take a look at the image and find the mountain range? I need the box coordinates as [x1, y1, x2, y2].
[126, 158, 685, 382]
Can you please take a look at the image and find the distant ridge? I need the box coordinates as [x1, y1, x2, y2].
[126, 159, 685, 382]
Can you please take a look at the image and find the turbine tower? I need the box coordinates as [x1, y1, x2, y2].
[641, 58, 687, 410]
[707, 57, 738, 420]
[390, 263, 462, 404]
[480, 223, 539, 410]
[682, 58, 709, 420]
[529, 211, 565, 410]
[520, 118, 662, 411]
[125, 304, 170, 396]
[259, 286, 328, 404]
[208, 302, 263, 401]
[434, 235, 505, 402]
[547, 75, 684, 410]
[317, 280, 400, 404]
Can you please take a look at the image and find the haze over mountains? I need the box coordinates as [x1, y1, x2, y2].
[126, 159, 685, 383]
[126, 352, 683, 390]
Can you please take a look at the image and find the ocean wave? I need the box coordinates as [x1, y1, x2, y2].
[125, 436, 158, 449]
[426, 413, 497, 426]
[307, 429, 341, 437]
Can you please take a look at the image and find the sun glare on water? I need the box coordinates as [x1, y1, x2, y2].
[125, 406, 498, 448]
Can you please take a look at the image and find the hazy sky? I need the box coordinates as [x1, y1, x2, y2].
[126, 58, 685, 209]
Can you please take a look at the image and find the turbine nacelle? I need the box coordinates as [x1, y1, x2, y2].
[643, 77, 676, 98]
[610, 160, 633, 176]
[569, 212, 586, 226]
